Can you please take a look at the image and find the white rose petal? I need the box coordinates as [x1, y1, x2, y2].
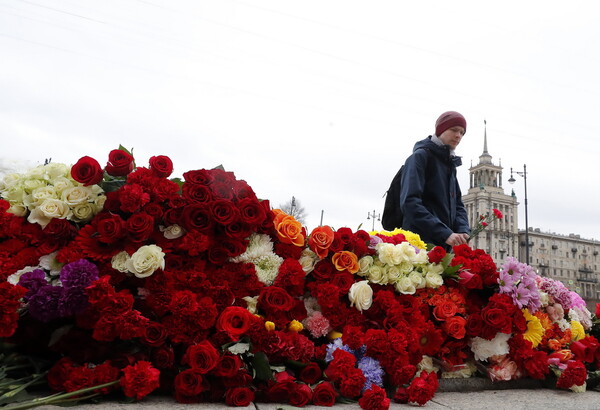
[111, 251, 131, 273]
[161, 224, 185, 239]
[61, 186, 92, 206]
[348, 280, 373, 312]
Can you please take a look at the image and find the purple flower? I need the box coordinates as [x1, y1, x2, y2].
[18, 269, 48, 299]
[358, 356, 384, 391]
[27, 286, 64, 322]
[59, 259, 99, 290]
[59, 287, 90, 317]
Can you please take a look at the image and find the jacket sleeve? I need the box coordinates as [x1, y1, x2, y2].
[399, 150, 453, 244]
[454, 179, 470, 234]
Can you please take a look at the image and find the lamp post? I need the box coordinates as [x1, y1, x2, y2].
[367, 210, 380, 231]
[290, 196, 296, 216]
[508, 165, 529, 264]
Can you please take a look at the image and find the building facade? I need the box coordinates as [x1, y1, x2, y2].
[462, 123, 600, 309]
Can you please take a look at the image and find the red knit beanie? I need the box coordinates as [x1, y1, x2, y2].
[435, 111, 467, 136]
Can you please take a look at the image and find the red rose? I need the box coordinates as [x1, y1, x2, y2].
[120, 361, 160, 400]
[571, 337, 600, 363]
[258, 286, 296, 313]
[289, 383, 313, 407]
[182, 203, 214, 233]
[141, 321, 168, 347]
[596, 303, 600, 318]
[71, 156, 103, 186]
[465, 313, 484, 337]
[212, 354, 243, 378]
[312, 381, 337, 406]
[105, 149, 134, 177]
[433, 301, 458, 321]
[174, 368, 205, 397]
[458, 270, 483, 289]
[183, 169, 213, 185]
[211, 199, 240, 226]
[225, 387, 255, 406]
[359, 385, 390, 410]
[216, 306, 255, 340]
[182, 184, 213, 203]
[299, 362, 323, 385]
[428, 246, 447, 264]
[236, 197, 267, 226]
[96, 213, 126, 244]
[183, 341, 219, 374]
[482, 307, 511, 333]
[442, 316, 467, 339]
[152, 346, 175, 369]
[126, 212, 155, 242]
[149, 155, 173, 178]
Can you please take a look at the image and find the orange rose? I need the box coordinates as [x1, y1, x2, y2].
[272, 209, 305, 247]
[331, 251, 359, 274]
[308, 225, 335, 259]
[442, 316, 466, 339]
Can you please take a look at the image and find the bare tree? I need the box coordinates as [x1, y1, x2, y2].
[278, 196, 307, 225]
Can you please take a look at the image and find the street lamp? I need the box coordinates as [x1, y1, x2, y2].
[508, 165, 529, 264]
[367, 210, 380, 231]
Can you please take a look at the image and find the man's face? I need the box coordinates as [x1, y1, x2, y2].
[438, 126, 465, 150]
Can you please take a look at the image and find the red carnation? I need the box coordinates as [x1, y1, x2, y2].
[427, 246, 446, 264]
[407, 371, 438, 406]
[359, 385, 390, 410]
[556, 360, 587, 389]
[120, 361, 160, 400]
[71, 156, 103, 186]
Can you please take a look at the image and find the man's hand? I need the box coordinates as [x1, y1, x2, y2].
[445, 233, 469, 247]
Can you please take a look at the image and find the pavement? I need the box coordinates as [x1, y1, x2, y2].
[33, 388, 600, 410]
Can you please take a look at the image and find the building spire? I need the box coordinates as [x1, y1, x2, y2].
[479, 119, 492, 164]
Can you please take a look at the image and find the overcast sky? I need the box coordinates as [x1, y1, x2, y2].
[1, 0, 599, 240]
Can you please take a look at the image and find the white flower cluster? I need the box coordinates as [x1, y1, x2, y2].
[0, 162, 105, 228]
[229, 233, 283, 285]
[111, 245, 165, 278]
[355, 242, 443, 295]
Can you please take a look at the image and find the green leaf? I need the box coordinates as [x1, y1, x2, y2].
[252, 352, 273, 382]
[117, 145, 133, 156]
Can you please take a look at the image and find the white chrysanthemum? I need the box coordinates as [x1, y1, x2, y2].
[254, 254, 284, 285]
[470, 333, 511, 361]
[230, 233, 274, 263]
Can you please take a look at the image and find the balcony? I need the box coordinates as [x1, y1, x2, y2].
[577, 275, 598, 283]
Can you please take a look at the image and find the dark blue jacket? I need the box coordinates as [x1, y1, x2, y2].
[399, 136, 470, 247]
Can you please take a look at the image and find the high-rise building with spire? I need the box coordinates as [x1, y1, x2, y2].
[462, 121, 519, 266]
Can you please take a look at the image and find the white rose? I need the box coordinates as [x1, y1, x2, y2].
[398, 261, 414, 275]
[397, 241, 417, 262]
[30, 186, 58, 207]
[27, 207, 52, 227]
[51, 176, 75, 194]
[61, 186, 92, 206]
[111, 251, 131, 273]
[427, 263, 444, 276]
[44, 163, 70, 179]
[418, 356, 440, 373]
[242, 296, 259, 314]
[413, 249, 429, 265]
[1, 173, 21, 190]
[8, 204, 27, 217]
[357, 255, 373, 276]
[22, 178, 45, 193]
[385, 265, 402, 283]
[70, 202, 97, 222]
[38, 198, 71, 219]
[95, 194, 106, 210]
[348, 280, 373, 312]
[25, 166, 46, 180]
[299, 248, 318, 274]
[394, 276, 416, 295]
[368, 265, 388, 284]
[425, 271, 444, 288]
[408, 271, 426, 289]
[161, 224, 185, 239]
[126, 245, 165, 278]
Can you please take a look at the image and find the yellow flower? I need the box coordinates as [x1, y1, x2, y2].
[264, 321, 275, 332]
[370, 228, 427, 250]
[288, 320, 304, 332]
[570, 320, 585, 342]
[522, 309, 543, 348]
[328, 330, 343, 340]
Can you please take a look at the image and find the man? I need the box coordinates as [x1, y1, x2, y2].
[399, 111, 470, 249]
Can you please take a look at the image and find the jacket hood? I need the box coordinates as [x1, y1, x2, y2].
[413, 136, 462, 167]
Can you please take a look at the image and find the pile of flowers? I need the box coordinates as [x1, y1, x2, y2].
[1, 148, 599, 409]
